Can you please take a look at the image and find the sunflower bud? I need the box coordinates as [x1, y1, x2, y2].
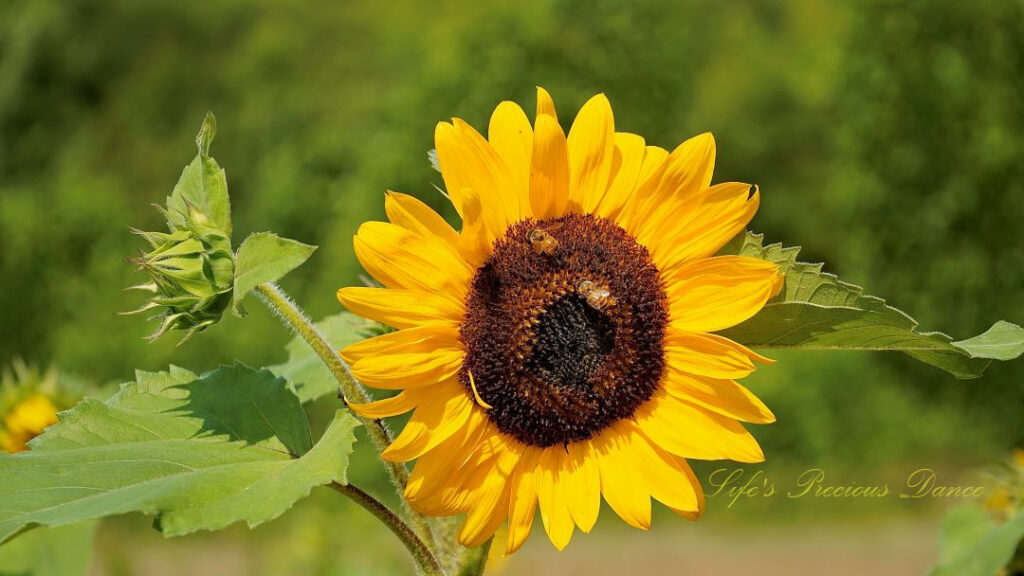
[125, 112, 235, 344]
[126, 227, 234, 343]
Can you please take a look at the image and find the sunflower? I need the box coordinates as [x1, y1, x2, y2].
[0, 362, 63, 454]
[337, 88, 783, 554]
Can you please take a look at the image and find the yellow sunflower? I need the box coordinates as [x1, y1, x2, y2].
[338, 88, 783, 554]
[0, 395, 59, 454]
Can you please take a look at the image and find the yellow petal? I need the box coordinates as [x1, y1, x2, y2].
[614, 145, 669, 232]
[435, 121, 515, 239]
[353, 221, 472, 302]
[537, 446, 575, 550]
[536, 86, 557, 121]
[337, 286, 464, 330]
[625, 133, 714, 236]
[563, 441, 601, 532]
[665, 255, 781, 333]
[566, 94, 615, 212]
[658, 132, 716, 201]
[340, 324, 460, 364]
[460, 443, 519, 548]
[489, 101, 533, 212]
[588, 132, 646, 219]
[625, 422, 702, 514]
[349, 347, 462, 389]
[382, 385, 473, 462]
[662, 372, 775, 424]
[529, 114, 570, 219]
[384, 190, 459, 249]
[347, 390, 418, 419]
[664, 330, 758, 379]
[636, 390, 764, 463]
[405, 411, 489, 506]
[505, 448, 542, 555]
[593, 422, 652, 529]
[649, 183, 761, 268]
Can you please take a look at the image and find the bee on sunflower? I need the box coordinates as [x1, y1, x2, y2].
[337, 88, 783, 553]
[0, 360, 80, 454]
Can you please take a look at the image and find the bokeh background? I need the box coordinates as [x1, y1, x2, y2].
[1, 0, 1022, 574]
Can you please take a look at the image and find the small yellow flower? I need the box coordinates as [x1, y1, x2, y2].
[338, 88, 782, 553]
[0, 394, 59, 453]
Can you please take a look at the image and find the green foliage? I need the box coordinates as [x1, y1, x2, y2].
[0, 522, 95, 576]
[719, 232, 1024, 378]
[931, 507, 1024, 576]
[269, 313, 384, 403]
[0, 363, 359, 542]
[233, 232, 317, 314]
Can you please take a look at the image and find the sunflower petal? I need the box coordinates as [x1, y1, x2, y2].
[347, 390, 418, 419]
[594, 423, 652, 529]
[337, 287, 464, 330]
[563, 441, 601, 532]
[489, 101, 533, 212]
[530, 114, 570, 218]
[665, 255, 781, 333]
[353, 221, 472, 302]
[650, 183, 761, 268]
[348, 347, 462, 389]
[537, 446, 575, 550]
[506, 448, 542, 554]
[636, 390, 765, 463]
[536, 86, 557, 121]
[662, 372, 775, 424]
[340, 324, 460, 364]
[589, 132, 646, 219]
[384, 190, 459, 248]
[626, 423, 702, 514]
[459, 443, 518, 548]
[566, 94, 615, 212]
[435, 121, 515, 238]
[664, 330, 758, 379]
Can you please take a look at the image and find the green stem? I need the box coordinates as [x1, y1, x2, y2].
[330, 482, 443, 576]
[254, 282, 440, 553]
[455, 538, 492, 576]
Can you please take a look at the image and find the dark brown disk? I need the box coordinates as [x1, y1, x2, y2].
[459, 213, 668, 447]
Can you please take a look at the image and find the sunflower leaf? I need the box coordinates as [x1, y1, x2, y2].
[233, 232, 318, 314]
[269, 312, 385, 403]
[717, 231, 1024, 378]
[0, 363, 359, 544]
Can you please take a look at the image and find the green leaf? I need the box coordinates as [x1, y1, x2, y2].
[232, 232, 317, 313]
[269, 312, 384, 403]
[0, 363, 359, 543]
[931, 506, 1024, 576]
[0, 522, 96, 576]
[718, 231, 1024, 378]
[954, 321, 1024, 361]
[165, 113, 232, 237]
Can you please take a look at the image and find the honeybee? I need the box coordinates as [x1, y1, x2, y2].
[577, 279, 616, 311]
[529, 228, 559, 255]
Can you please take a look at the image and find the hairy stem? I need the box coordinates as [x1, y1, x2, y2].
[454, 538, 493, 576]
[331, 482, 443, 576]
[254, 282, 440, 553]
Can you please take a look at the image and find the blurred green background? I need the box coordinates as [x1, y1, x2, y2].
[1, 0, 1021, 574]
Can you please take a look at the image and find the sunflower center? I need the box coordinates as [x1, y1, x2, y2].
[460, 213, 667, 447]
[530, 294, 616, 392]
